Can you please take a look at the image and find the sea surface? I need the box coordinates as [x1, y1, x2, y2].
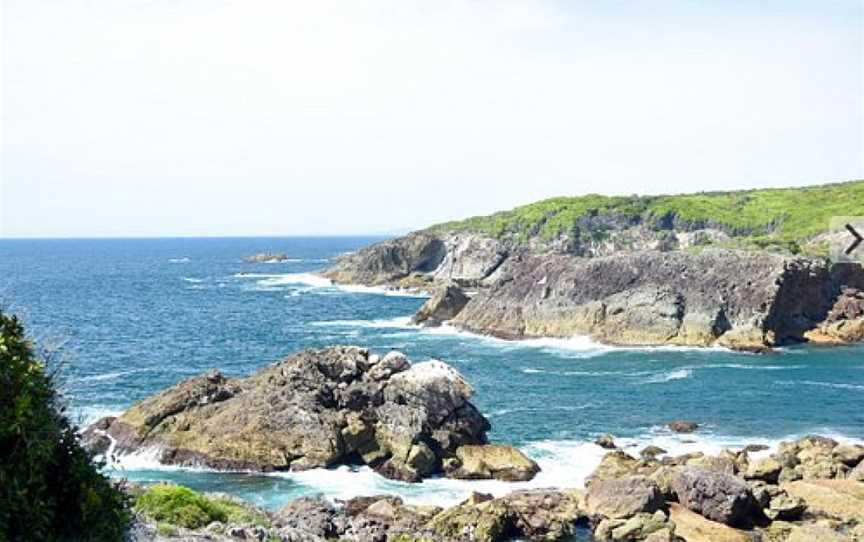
[2, 237, 863, 514]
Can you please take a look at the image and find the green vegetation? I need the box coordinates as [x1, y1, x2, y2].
[430, 180, 864, 251]
[133, 484, 269, 530]
[0, 312, 130, 541]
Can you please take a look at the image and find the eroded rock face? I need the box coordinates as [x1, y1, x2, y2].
[84, 347, 491, 482]
[452, 250, 863, 350]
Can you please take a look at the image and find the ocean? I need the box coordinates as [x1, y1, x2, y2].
[2, 237, 862, 513]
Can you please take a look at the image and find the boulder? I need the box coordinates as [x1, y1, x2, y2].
[849, 460, 864, 481]
[274, 497, 337, 538]
[83, 347, 491, 482]
[427, 498, 511, 542]
[594, 510, 676, 541]
[764, 492, 806, 521]
[585, 476, 665, 519]
[667, 420, 699, 434]
[668, 504, 756, 542]
[833, 444, 864, 467]
[590, 451, 659, 483]
[500, 489, 583, 540]
[671, 467, 761, 527]
[412, 284, 470, 326]
[445, 444, 540, 482]
[744, 457, 782, 484]
[596, 434, 618, 450]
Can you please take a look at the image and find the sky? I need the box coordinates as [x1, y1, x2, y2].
[1, 0, 862, 238]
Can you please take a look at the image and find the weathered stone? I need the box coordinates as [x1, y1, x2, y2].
[596, 434, 617, 450]
[412, 284, 470, 326]
[274, 497, 337, 538]
[833, 444, 864, 467]
[782, 479, 864, 522]
[427, 498, 510, 542]
[640, 446, 667, 461]
[595, 510, 675, 541]
[445, 444, 540, 482]
[85, 347, 491, 482]
[585, 476, 665, 519]
[744, 457, 782, 483]
[668, 504, 756, 542]
[501, 489, 583, 540]
[764, 492, 806, 521]
[671, 467, 761, 527]
[590, 451, 658, 483]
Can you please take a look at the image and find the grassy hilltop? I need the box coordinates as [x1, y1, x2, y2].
[429, 180, 864, 254]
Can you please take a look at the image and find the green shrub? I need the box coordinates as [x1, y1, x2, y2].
[0, 311, 130, 541]
[134, 484, 269, 529]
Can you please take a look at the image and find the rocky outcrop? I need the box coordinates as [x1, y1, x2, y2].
[325, 226, 864, 350]
[585, 477, 665, 519]
[452, 250, 864, 350]
[412, 284, 471, 327]
[444, 444, 540, 482]
[83, 347, 496, 482]
[244, 252, 289, 263]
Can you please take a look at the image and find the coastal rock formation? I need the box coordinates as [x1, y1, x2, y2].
[83, 347, 495, 482]
[244, 252, 289, 263]
[128, 432, 864, 542]
[412, 283, 471, 327]
[324, 227, 864, 350]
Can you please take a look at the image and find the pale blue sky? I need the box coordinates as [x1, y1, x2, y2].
[2, 0, 862, 237]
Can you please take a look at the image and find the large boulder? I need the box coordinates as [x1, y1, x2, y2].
[427, 497, 511, 542]
[499, 489, 583, 540]
[444, 444, 540, 482]
[412, 284, 470, 326]
[84, 347, 491, 482]
[585, 476, 665, 519]
[671, 467, 761, 527]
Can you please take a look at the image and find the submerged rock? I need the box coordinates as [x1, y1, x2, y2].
[667, 420, 699, 434]
[84, 347, 492, 482]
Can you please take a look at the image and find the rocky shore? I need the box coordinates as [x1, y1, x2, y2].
[126, 433, 864, 541]
[84, 347, 537, 483]
[323, 232, 864, 351]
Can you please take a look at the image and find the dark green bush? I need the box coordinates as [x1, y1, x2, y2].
[0, 312, 130, 541]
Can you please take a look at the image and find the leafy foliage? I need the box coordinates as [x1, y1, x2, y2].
[134, 484, 269, 529]
[431, 180, 864, 249]
[0, 312, 130, 541]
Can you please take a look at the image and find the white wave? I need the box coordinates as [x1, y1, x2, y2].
[182, 277, 204, 283]
[72, 406, 124, 426]
[311, 317, 414, 329]
[335, 284, 430, 298]
[74, 368, 154, 383]
[641, 368, 692, 384]
[776, 380, 864, 391]
[168, 257, 190, 263]
[701, 363, 803, 371]
[232, 273, 427, 297]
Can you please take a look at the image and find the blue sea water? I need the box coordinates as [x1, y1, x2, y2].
[2, 237, 863, 513]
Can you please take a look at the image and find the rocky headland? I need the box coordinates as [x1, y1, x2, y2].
[126, 433, 864, 541]
[83, 347, 538, 483]
[322, 190, 864, 351]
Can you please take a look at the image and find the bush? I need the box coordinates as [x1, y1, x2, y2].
[134, 484, 269, 529]
[0, 312, 130, 541]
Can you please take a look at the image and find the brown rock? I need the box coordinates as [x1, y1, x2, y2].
[667, 420, 699, 433]
[781, 479, 864, 522]
[585, 476, 665, 519]
[668, 503, 757, 542]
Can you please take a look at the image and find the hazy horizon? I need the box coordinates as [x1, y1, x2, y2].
[3, 1, 862, 238]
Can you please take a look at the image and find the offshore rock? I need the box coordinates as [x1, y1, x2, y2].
[83, 347, 491, 482]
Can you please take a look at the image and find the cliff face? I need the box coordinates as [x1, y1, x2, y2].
[323, 232, 864, 350]
[451, 250, 863, 350]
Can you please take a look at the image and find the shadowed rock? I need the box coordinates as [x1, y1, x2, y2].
[83, 347, 492, 482]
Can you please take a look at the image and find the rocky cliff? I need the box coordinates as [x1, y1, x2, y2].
[83, 347, 538, 483]
[324, 229, 864, 350]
